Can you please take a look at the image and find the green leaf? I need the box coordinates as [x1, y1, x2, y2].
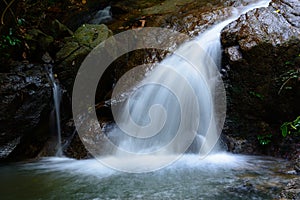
[257, 134, 272, 145]
[281, 123, 288, 137]
[285, 61, 292, 65]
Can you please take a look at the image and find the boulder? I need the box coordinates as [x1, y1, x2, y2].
[221, 0, 300, 156]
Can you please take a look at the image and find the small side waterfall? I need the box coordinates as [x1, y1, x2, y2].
[48, 68, 63, 157]
[89, 6, 112, 24]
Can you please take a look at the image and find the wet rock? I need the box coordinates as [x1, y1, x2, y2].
[221, 0, 300, 156]
[224, 135, 258, 154]
[162, 7, 233, 37]
[65, 133, 90, 159]
[0, 62, 52, 161]
[227, 180, 260, 197]
[280, 178, 300, 200]
[222, 0, 300, 59]
[222, 3, 300, 52]
[225, 46, 243, 62]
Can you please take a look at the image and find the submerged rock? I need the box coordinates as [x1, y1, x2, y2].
[221, 0, 300, 156]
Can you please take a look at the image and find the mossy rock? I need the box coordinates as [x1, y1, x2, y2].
[73, 24, 113, 48]
[55, 24, 113, 92]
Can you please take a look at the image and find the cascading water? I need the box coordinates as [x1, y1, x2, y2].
[48, 68, 63, 157]
[105, 0, 271, 159]
[70, 0, 272, 172]
[89, 6, 112, 24]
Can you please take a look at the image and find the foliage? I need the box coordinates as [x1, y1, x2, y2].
[0, 28, 21, 58]
[281, 116, 300, 137]
[278, 54, 300, 94]
[257, 134, 272, 145]
[0, 28, 20, 47]
[257, 116, 300, 146]
[249, 91, 264, 100]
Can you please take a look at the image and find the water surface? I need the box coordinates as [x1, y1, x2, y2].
[0, 153, 295, 200]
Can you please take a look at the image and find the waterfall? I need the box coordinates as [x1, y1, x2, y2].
[72, 0, 271, 172]
[107, 0, 271, 156]
[48, 68, 63, 157]
[89, 6, 112, 24]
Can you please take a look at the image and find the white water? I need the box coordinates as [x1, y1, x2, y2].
[48, 68, 63, 157]
[1, 153, 293, 200]
[90, 6, 112, 24]
[24, 153, 249, 177]
[104, 0, 271, 163]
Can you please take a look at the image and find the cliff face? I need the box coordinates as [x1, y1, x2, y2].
[221, 0, 300, 157]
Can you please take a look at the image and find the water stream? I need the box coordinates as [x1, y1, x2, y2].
[48, 68, 63, 157]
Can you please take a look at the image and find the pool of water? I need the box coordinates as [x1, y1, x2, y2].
[0, 153, 295, 200]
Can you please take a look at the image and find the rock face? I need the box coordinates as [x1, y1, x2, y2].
[0, 62, 52, 161]
[221, 0, 300, 156]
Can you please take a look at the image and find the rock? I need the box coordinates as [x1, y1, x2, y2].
[65, 133, 90, 159]
[280, 178, 300, 200]
[55, 24, 113, 92]
[227, 180, 258, 196]
[221, 3, 300, 52]
[73, 24, 113, 48]
[222, 0, 300, 58]
[295, 156, 300, 174]
[163, 6, 233, 37]
[225, 46, 243, 62]
[224, 135, 258, 154]
[221, 0, 300, 156]
[0, 62, 52, 161]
